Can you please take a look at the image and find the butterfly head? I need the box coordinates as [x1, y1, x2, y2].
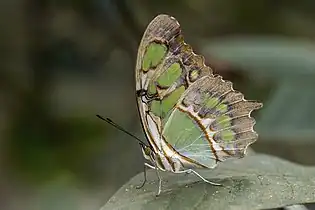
[139, 143, 154, 161]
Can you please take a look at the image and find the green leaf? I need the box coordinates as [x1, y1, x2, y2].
[101, 154, 315, 210]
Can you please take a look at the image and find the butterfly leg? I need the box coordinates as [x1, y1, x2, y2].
[150, 162, 162, 196]
[177, 169, 222, 186]
[136, 163, 162, 196]
[145, 158, 163, 196]
[136, 163, 156, 189]
[136, 164, 148, 189]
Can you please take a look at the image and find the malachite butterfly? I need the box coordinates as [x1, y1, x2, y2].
[135, 14, 263, 195]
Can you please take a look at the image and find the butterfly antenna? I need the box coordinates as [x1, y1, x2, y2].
[96, 114, 148, 146]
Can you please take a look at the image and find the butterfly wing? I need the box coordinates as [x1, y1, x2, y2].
[162, 75, 262, 168]
[135, 14, 262, 169]
[135, 14, 212, 153]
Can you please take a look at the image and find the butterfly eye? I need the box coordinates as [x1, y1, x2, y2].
[144, 146, 152, 156]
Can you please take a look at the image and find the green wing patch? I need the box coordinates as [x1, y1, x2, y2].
[162, 108, 217, 168]
[156, 63, 182, 87]
[150, 86, 185, 118]
[142, 42, 167, 72]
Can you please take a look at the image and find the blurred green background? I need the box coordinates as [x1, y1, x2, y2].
[1, 0, 315, 209]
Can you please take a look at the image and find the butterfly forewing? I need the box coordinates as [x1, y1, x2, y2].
[135, 14, 212, 153]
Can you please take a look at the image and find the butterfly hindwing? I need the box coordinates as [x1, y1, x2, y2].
[162, 75, 262, 167]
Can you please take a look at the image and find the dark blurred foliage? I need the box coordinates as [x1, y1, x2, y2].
[0, 0, 315, 209]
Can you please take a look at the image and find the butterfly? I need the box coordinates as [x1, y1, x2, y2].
[135, 14, 263, 196]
